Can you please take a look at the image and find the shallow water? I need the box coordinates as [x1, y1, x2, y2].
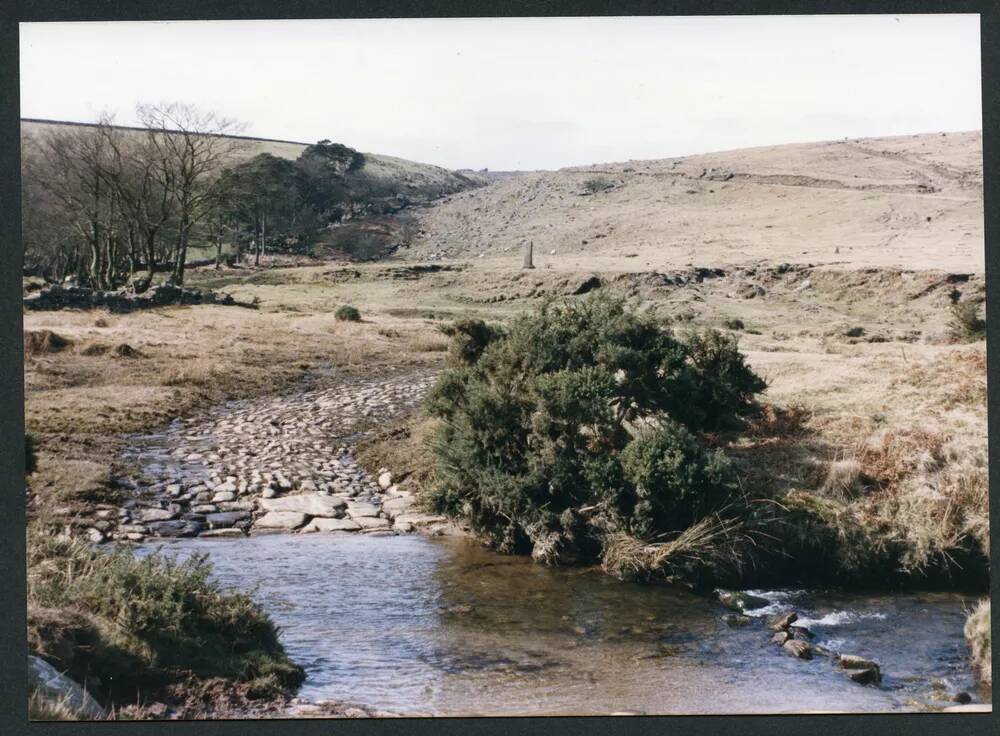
[143, 533, 989, 716]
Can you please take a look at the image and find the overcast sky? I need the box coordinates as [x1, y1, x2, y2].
[19, 15, 982, 170]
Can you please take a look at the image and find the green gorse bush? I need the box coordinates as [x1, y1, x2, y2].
[426, 295, 766, 574]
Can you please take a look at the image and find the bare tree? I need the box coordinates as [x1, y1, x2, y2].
[136, 103, 248, 284]
[24, 122, 122, 288]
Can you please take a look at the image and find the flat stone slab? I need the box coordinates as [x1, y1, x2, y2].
[205, 511, 251, 529]
[255, 511, 309, 530]
[145, 519, 204, 537]
[355, 517, 392, 530]
[300, 518, 362, 533]
[346, 502, 381, 518]
[200, 528, 246, 538]
[381, 496, 416, 518]
[135, 508, 177, 522]
[261, 494, 346, 518]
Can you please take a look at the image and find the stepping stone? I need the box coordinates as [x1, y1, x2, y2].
[355, 517, 392, 530]
[300, 518, 362, 533]
[200, 528, 246, 538]
[254, 511, 309, 530]
[346, 502, 381, 518]
[261, 494, 346, 518]
[205, 511, 251, 529]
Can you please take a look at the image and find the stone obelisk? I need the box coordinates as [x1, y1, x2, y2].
[523, 240, 535, 269]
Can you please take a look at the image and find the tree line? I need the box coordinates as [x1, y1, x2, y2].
[21, 103, 372, 290]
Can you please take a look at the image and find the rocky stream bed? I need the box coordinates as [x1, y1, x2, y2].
[104, 369, 454, 545]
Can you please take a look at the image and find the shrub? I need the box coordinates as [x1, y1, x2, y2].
[335, 305, 361, 322]
[620, 422, 736, 538]
[583, 177, 613, 194]
[27, 531, 304, 704]
[949, 300, 985, 342]
[426, 295, 766, 574]
[436, 318, 505, 366]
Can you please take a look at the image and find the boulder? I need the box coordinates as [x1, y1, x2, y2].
[846, 667, 881, 685]
[211, 491, 236, 503]
[717, 590, 770, 613]
[145, 520, 203, 537]
[789, 625, 815, 641]
[377, 471, 393, 489]
[722, 614, 753, 628]
[782, 640, 813, 660]
[28, 655, 107, 720]
[254, 511, 309, 530]
[300, 518, 362, 533]
[838, 654, 881, 684]
[838, 654, 879, 671]
[261, 494, 345, 518]
[134, 508, 177, 523]
[769, 612, 798, 631]
[771, 631, 791, 646]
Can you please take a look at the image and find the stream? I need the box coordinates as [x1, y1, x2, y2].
[124, 370, 990, 716]
[142, 532, 987, 715]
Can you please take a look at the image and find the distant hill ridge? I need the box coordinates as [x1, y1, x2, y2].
[20, 118, 489, 196]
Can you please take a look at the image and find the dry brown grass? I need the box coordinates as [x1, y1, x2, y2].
[25, 330, 72, 355]
[405, 333, 450, 353]
[601, 516, 746, 581]
[28, 689, 95, 721]
[964, 599, 992, 687]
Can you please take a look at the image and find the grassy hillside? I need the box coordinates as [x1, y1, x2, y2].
[409, 131, 984, 274]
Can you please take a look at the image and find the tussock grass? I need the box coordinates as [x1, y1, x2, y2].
[405, 333, 450, 353]
[601, 515, 747, 582]
[964, 599, 991, 687]
[28, 689, 98, 721]
[160, 361, 225, 387]
[25, 330, 72, 355]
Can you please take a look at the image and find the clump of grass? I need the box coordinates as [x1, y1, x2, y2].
[25, 330, 72, 355]
[28, 689, 98, 721]
[582, 177, 613, 194]
[79, 342, 110, 356]
[405, 333, 450, 353]
[949, 300, 985, 342]
[821, 456, 863, 499]
[601, 515, 747, 583]
[160, 362, 223, 387]
[335, 305, 361, 322]
[964, 599, 991, 686]
[27, 530, 304, 707]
